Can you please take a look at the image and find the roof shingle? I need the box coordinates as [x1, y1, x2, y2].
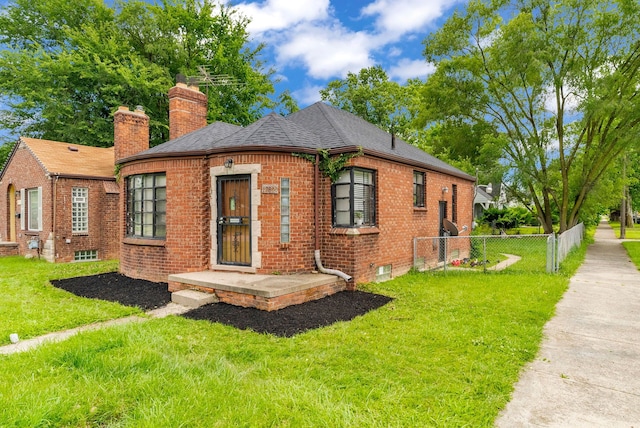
[20, 138, 115, 178]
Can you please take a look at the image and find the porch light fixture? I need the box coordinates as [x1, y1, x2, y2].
[441, 186, 448, 194]
[224, 158, 234, 169]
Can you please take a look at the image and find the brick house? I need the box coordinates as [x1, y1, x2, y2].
[116, 82, 476, 287]
[0, 138, 119, 261]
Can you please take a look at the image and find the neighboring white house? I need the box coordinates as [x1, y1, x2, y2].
[474, 184, 496, 219]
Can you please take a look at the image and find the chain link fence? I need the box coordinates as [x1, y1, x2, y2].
[413, 223, 585, 274]
[413, 233, 555, 274]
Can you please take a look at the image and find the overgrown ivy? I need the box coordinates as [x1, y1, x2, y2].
[293, 147, 363, 183]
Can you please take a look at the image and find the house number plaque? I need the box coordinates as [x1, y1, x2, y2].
[262, 184, 279, 194]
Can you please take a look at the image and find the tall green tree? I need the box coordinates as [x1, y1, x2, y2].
[420, 0, 640, 233]
[320, 66, 420, 141]
[0, 0, 276, 148]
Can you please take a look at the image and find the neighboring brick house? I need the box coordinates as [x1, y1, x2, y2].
[116, 82, 476, 285]
[0, 138, 119, 262]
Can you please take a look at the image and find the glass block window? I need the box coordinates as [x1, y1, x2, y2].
[281, 178, 290, 243]
[72, 187, 88, 233]
[413, 171, 425, 207]
[126, 173, 166, 238]
[74, 250, 98, 261]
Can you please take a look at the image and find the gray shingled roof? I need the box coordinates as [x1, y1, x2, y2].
[125, 101, 474, 180]
[288, 102, 473, 179]
[142, 121, 241, 155]
[213, 112, 323, 150]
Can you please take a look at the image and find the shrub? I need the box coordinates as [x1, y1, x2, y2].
[480, 207, 535, 229]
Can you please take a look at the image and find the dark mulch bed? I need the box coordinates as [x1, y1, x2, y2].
[51, 272, 393, 337]
[183, 291, 393, 337]
[51, 272, 172, 311]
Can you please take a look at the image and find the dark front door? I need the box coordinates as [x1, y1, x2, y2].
[439, 201, 447, 262]
[217, 175, 251, 266]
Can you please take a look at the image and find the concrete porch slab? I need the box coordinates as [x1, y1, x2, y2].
[168, 271, 340, 298]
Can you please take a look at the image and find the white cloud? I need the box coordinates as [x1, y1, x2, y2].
[387, 47, 403, 58]
[361, 0, 458, 37]
[234, 0, 330, 34]
[388, 58, 436, 81]
[277, 24, 374, 79]
[293, 84, 325, 105]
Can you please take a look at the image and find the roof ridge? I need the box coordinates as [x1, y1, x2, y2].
[315, 103, 352, 146]
[274, 112, 318, 144]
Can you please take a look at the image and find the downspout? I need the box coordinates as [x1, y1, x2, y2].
[51, 175, 58, 262]
[313, 153, 352, 282]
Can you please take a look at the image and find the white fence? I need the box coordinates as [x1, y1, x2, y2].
[556, 222, 585, 270]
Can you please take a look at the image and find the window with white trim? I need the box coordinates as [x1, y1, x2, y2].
[72, 187, 88, 233]
[126, 173, 166, 238]
[332, 167, 376, 227]
[24, 187, 42, 231]
[280, 178, 290, 243]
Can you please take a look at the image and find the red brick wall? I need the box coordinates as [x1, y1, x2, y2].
[119, 157, 210, 282]
[0, 142, 53, 257]
[318, 155, 475, 283]
[168, 84, 207, 140]
[119, 150, 474, 285]
[209, 153, 317, 275]
[52, 178, 119, 262]
[0, 243, 18, 256]
[114, 107, 149, 162]
[0, 142, 120, 262]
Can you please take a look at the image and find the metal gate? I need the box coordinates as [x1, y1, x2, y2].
[217, 175, 251, 266]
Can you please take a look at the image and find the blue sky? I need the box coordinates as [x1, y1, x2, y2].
[230, 0, 468, 107]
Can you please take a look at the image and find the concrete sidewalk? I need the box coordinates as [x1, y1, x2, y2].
[0, 303, 190, 355]
[497, 221, 640, 427]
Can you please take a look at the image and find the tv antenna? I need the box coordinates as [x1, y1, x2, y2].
[178, 66, 242, 97]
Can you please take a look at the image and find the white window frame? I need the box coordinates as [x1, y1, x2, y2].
[25, 187, 42, 231]
[72, 187, 89, 234]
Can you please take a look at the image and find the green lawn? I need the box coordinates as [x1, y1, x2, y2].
[623, 241, 640, 270]
[608, 221, 640, 239]
[471, 234, 550, 273]
[0, 241, 589, 426]
[0, 257, 141, 345]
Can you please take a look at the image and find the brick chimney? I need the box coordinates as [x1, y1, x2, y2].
[168, 79, 208, 140]
[114, 106, 149, 162]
